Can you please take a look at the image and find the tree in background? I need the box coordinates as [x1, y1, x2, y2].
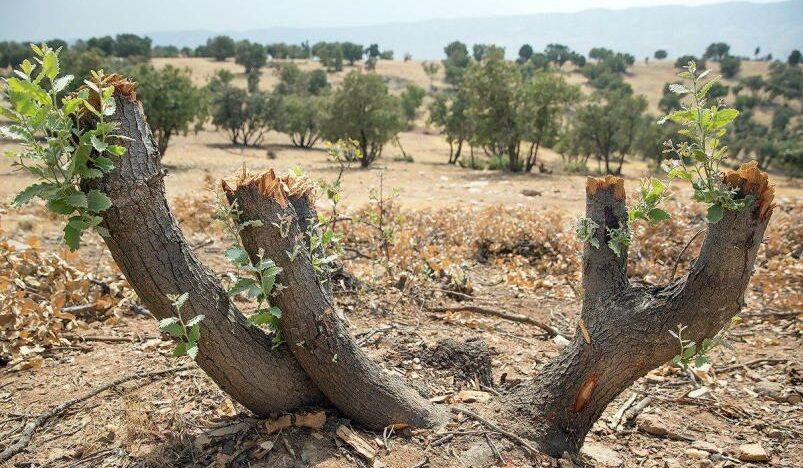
[85, 36, 116, 56]
[788, 49, 801, 65]
[322, 71, 404, 167]
[400, 84, 426, 128]
[442, 41, 471, 85]
[0, 41, 34, 68]
[719, 55, 741, 78]
[421, 61, 440, 90]
[129, 64, 207, 156]
[206, 35, 236, 61]
[380, 50, 394, 60]
[272, 63, 331, 148]
[517, 44, 534, 64]
[365, 44, 380, 59]
[114, 34, 151, 57]
[152, 45, 180, 58]
[703, 42, 731, 61]
[235, 40, 267, 74]
[654, 49, 668, 60]
[569, 89, 648, 174]
[208, 71, 273, 146]
[342, 42, 364, 65]
[544, 43, 573, 67]
[472, 44, 489, 62]
[428, 90, 472, 164]
[313, 42, 344, 72]
[659, 82, 683, 113]
[675, 55, 705, 70]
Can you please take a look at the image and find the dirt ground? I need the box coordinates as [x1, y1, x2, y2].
[0, 58, 801, 467]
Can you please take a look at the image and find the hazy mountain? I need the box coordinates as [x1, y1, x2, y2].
[148, 1, 802, 59]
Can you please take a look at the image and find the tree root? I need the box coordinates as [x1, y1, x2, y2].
[450, 407, 539, 456]
[0, 365, 193, 464]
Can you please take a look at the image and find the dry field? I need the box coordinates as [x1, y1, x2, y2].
[0, 58, 801, 467]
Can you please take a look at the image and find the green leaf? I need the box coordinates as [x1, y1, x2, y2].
[63, 225, 81, 251]
[228, 277, 257, 296]
[90, 135, 108, 152]
[159, 317, 183, 337]
[706, 204, 724, 224]
[173, 342, 188, 357]
[95, 226, 110, 237]
[709, 108, 739, 130]
[41, 51, 59, 81]
[12, 183, 52, 207]
[185, 342, 199, 359]
[46, 198, 76, 215]
[225, 247, 251, 266]
[682, 344, 697, 359]
[172, 292, 190, 310]
[86, 190, 112, 212]
[188, 324, 201, 343]
[186, 315, 205, 327]
[107, 145, 126, 156]
[93, 156, 115, 173]
[53, 75, 74, 93]
[648, 208, 671, 222]
[67, 216, 90, 230]
[66, 192, 88, 209]
[261, 273, 276, 296]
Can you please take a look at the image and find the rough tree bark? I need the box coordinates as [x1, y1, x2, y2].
[505, 167, 774, 456]
[224, 170, 447, 430]
[84, 79, 322, 415]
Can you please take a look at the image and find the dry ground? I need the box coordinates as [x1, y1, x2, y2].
[0, 58, 801, 467]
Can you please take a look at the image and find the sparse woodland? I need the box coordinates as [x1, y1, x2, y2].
[0, 37, 801, 468]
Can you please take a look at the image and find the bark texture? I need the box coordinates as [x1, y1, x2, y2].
[226, 170, 447, 430]
[84, 81, 321, 415]
[506, 165, 774, 456]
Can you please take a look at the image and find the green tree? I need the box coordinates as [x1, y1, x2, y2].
[365, 43, 381, 59]
[443, 41, 471, 85]
[545, 43, 573, 66]
[129, 64, 207, 156]
[208, 71, 273, 146]
[422, 61, 440, 90]
[114, 33, 151, 57]
[380, 50, 394, 60]
[0, 41, 29, 67]
[654, 49, 668, 60]
[675, 55, 706, 70]
[789, 49, 802, 65]
[206, 35, 236, 61]
[342, 42, 364, 65]
[765, 62, 802, 100]
[517, 44, 534, 64]
[659, 82, 683, 113]
[235, 40, 267, 74]
[428, 90, 472, 164]
[85, 36, 116, 56]
[570, 89, 648, 174]
[273, 94, 329, 148]
[472, 44, 489, 62]
[719, 55, 741, 78]
[152, 45, 180, 57]
[400, 84, 426, 127]
[322, 71, 404, 167]
[703, 42, 730, 61]
[518, 72, 580, 172]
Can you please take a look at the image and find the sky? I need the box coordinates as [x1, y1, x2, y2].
[0, 0, 788, 41]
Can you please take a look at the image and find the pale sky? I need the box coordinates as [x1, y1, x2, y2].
[0, 0, 788, 41]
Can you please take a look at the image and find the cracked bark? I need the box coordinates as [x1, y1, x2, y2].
[225, 170, 447, 430]
[505, 165, 774, 456]
[84, 82, 322, 415]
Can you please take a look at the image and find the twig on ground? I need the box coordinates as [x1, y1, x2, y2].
[718, 357, 788, 374]
[621, 396, 652, 425]
[0, 364, 193, 463]
[428, 304, 562, 338]
[609, 393, 637, 430]
[450, 406, 538, 456]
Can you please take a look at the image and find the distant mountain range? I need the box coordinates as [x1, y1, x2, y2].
[148, 1, 802, 60]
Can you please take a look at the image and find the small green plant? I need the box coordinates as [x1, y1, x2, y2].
[606, 226, 631, 258]
[1, 44, 126, 250]
[659, 61, 751, 223]
[628, 178, 671, 223]
[215, 195, 283, 342]
[669, 321, 736, 371]
[574, 217, 600, 248]
[159, 293, 205, 359]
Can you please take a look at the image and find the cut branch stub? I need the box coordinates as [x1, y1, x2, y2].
[226, 170, 447, 430]
[506, 163, 775, 456]
[582, 175, 628, 299]
[84, 86, 322, 415]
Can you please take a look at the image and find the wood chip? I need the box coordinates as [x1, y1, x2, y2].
[579, 319, 591, 344]
[455, 390, 492, 403]
[265, 414, 292, 434]
[294, 411, 326, 429]
[336, 425, 376, 462]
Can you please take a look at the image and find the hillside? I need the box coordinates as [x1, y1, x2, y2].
[146, 1, 803, 59]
